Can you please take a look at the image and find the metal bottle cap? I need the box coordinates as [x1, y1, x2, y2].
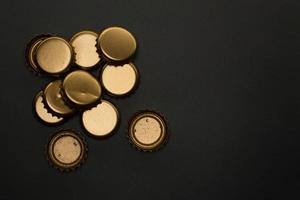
[70, 31, 100, 69]
[100, 63, 138, 96]
[97, 27, 136, 62]
[34, 91, 63, 124]
[128, 111, 168, 151]
[43, 80, 74, 116]
[62, 70, 101, 107]
[47, 130, 87, 171]
[35, 37, 73, 75]
[82, 100, 119, 137]
[26, 35, 51, 73]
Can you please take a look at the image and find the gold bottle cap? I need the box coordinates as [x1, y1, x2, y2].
[70, 31, 100, 69]
[97, 27, 137, 62]
[43, 80, 74, 116]
[82, 100, 119, 137]
[26, 35, 51, 73]
[62, 70, 101, 107]
[128, 111, 168, 151]
[47, 130, 87, 171]
[34, 91, 64, 124]
[35, 37, 73, 75]
[101, 63, 138, 96]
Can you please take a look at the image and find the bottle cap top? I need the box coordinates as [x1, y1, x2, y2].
[35, 37, 73, 75]
[98, 27, 136, 62]
[62, 70, 101, 107]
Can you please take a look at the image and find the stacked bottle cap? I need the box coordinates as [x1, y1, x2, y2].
[26, 26, 168, 171]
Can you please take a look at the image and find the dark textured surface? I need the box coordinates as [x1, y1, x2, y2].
[1, 0, 300, 199]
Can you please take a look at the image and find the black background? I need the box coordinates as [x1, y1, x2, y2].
[1, 0, 300, 199]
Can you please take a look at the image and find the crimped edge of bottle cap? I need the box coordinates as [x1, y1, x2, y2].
[32, 90, 65, 126]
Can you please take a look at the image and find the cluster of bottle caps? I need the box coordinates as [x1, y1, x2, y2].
[26, 27, 168, 171]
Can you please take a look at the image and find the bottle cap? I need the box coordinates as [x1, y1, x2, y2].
[97, 27, 136, 62]
[128, 111, 168, 151]
[26, 34, 52, 73]
[46, 130, 87, 171]
[100, 63, 138, 96]
[35, 37, 74, 75]
[62, 70, 101, 107]
[34, 91, 63, 124]
[43, 80, 75, 116]
[82, 100, 119, 137]
[70, 31, 100, 69]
